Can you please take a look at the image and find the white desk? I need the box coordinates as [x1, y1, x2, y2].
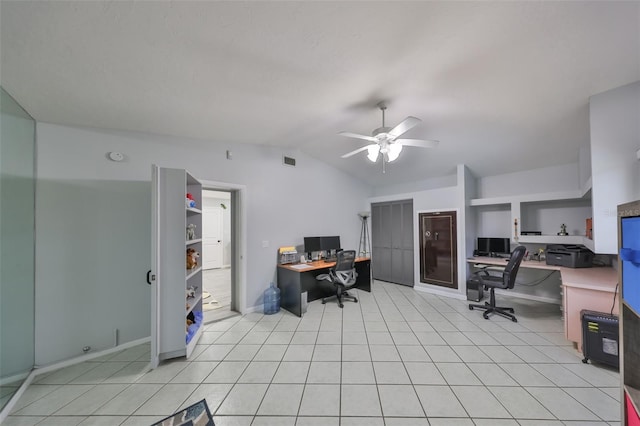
[467, 257, 618, 351]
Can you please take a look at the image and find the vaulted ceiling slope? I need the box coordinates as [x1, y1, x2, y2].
[1, 1, 638, 186]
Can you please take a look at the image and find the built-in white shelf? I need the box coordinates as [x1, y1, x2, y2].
[470, 189, 587, 207]
[471, 187, 595, 249]
[186, 293, 202, 315]
[152, 167, 203, 367]
[186, 266, 202, 280]
[518, 234, 595, 251]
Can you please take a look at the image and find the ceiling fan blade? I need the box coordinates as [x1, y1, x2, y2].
[341, 144, 376, 158]
[387, 116, 421, 139]
[395, 138, 439, 148]
[338, 131, 377, 142]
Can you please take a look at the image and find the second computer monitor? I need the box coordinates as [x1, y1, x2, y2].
[304, 236, 341, 254]
[477, 237, 511, 256]
[320, 236, 341, 252]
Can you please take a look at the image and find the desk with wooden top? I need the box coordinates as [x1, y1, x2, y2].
[467, 256, 618, 351]
[277, 257, 371, 317]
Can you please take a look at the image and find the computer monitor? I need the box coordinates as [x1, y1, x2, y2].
[477, 237, 511, 256]
[320, 236, 341, 252]
[304, 236, 341, 259]
[489, 237, 511, 256]
[303, 237, 322, 253]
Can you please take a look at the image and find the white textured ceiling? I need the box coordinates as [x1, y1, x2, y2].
[1, 1, 638, 186]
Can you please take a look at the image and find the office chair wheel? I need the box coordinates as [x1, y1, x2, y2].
[511, 317, 518, 323]
[339, 303, 344, 308]
[321, 299, 326, 304]
[468, 306, 474, 310]
[354, 298, 358, 303]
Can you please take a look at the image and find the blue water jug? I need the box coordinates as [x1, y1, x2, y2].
[263, 282, 281, 315]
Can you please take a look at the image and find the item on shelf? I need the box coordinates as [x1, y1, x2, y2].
[521, 231, 542, 236]
[186, 311, 203, 343]
[586, 217, 593, 239]
[186, 192, 196, 208]
[263, 282, 281, 315]
[546, 244, 593, 268]
[186, 248, 200, 269]
[557, 223, 569, 236]
[186, 286, 198, 299]
[186, 223, 196, 240]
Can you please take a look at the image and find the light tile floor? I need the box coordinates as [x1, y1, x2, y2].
[5, 282, 621, 425]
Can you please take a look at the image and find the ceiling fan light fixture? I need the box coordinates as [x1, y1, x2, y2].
[367, 144, 380, 162]
[387, 143, 403, 162]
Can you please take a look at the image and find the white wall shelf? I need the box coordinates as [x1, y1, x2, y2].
[518, 235, 593, 246]
[470, 189, 587, 207]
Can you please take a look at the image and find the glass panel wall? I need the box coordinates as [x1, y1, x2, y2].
[0, 87, 36, 410]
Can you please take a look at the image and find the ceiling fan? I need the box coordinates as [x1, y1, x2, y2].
[340, 103, 439, 172]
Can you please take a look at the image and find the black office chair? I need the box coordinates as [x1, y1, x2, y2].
[468, 245, 526, 322]
[316, 249, 358, 308]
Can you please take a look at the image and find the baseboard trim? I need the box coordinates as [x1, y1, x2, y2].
[494, 289, 561, 304]
[413, 283, 467, 300]
[0, 370, 36, 424]
[1, 336, 150, 423]
[34, 337, 151, 374]
[244, 304, 263, 315]
[0, 371, 30, 387]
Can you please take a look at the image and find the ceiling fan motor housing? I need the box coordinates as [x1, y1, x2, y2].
[372, 126, 392, 139]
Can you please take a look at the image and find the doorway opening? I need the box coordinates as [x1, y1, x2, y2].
[201, 188, 237, 323]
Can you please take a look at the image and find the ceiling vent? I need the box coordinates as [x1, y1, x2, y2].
[283, 156, 296, 167]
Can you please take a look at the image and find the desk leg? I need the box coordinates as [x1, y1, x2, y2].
[356, 260, 372, 292]
[277, 268, 302, 317]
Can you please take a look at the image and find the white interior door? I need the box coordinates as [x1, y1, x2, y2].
[203, 206, 223, 269]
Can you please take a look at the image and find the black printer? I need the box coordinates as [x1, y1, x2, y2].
[545, 244, 594, 268]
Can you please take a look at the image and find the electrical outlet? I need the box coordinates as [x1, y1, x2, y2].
[262, 240, 269, 248]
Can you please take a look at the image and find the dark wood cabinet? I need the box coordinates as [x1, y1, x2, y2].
[419, 211, 457, 288]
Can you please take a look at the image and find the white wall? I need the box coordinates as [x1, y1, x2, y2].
[474, 162, 587, 237]
[35, 122, 372, 365]
[1, 91, 36, 378]
[477, 163, 580, 199]
[373, 174, 457, 197]
[590, 81, 640, 254]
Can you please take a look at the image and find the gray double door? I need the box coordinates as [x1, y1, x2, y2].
[371, 200, 414, 286]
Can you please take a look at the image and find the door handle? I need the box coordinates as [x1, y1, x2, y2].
[146, 270, 155, 285]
